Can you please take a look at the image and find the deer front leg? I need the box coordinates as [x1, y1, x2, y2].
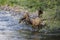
[19, 17, 26, 23]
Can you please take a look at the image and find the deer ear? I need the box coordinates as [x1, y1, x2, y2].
[38, 9, 43, 15]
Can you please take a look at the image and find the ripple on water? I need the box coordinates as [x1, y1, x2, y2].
[0, 31, 24, 40]
[0, 11, 33, 40]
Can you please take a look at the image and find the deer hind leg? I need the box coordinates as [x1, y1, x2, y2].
[37, 24, 43, 31]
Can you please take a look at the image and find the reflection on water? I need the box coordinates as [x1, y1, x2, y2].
[0, 10, 60, 40]
[18, 29, 60, 40]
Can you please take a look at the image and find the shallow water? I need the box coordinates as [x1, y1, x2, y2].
[0, 10, 60, 40]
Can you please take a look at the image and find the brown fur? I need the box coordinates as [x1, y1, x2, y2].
[31, 17, 42, 27]
[19, 10, 45, 31]
[19, 12, 30, 23]
[29, 17, 44, 31]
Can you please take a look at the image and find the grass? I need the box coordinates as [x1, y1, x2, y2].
[42, 8, 60, 30]
[0, 0, 19, 6]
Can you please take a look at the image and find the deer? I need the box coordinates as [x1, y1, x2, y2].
[19, 10, 46, 31]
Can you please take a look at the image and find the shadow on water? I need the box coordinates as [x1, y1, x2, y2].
[0, 10, 60, 40]
[18, 27, 60, 40]
[17, 21, 60, 40]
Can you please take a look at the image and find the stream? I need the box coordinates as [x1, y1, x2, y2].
[0, 10, 60, 40]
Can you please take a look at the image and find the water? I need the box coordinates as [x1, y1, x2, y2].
[0, 10, 60, 40]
